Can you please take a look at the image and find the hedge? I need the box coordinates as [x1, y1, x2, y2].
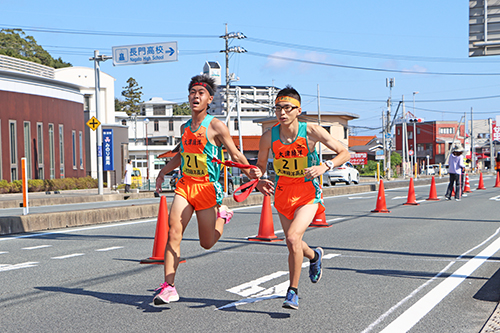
[0, 176, 98, 194]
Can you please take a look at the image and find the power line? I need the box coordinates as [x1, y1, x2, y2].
[246, 37, 500, 64]
[247, 51, 500, 76]
[0, 25, 218, 38]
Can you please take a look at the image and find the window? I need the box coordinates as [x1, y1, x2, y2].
[72, 130, 77, 169]
[84, 94, 91, 111]
[408, 132, 413, 139]
[49, 124, 55, 179]
[397, 128, 400, 136]
[234, 119, 239, 131]
[344, 127, 348, 140]
[9, 120, 17, 180]
[153, 105, 166, 115]
[79, 131, 83, 169]
[59, 125, 64, 178]
[23, 122, 32, 179]
[169, 119, 174, 131]
[37, 123, 44, 179]
[154, 120, 159, 132]
[439, 127, 454, 134]
[121, 120, 126, 126]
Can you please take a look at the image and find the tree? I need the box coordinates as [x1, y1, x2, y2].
[173, 102, 191, 115]
[0, 29, 71, 68]
[115, 98, 126, 112]
[121, 77, 143, 115]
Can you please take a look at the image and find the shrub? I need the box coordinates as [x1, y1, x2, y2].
[0, 180, 9, 194]
[28, 179, 44, 192]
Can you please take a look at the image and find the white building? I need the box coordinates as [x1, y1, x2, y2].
[54, 67, 117, 182]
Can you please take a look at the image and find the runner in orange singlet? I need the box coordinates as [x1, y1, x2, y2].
[152, 75, 261, 306]
[255, 86, 350, 310]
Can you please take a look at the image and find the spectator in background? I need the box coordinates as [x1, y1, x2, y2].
[123, 159, 132, 193]
[496, 152, 500, 176]
[445, 144, 466, 201]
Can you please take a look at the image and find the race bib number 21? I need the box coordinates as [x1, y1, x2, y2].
[182, 152, 208, 177]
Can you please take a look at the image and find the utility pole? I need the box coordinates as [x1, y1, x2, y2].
[220, 24, 246, 123]
[89, 50, 112, 195]
[471, 107, 475, 172]
[386, 78, 395, 179]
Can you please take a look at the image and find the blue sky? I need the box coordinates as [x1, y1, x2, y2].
[2, 1, 500, 136]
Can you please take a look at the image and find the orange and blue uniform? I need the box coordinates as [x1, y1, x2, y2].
[175, 115, 224, 210]
[271, 121, 324, 220]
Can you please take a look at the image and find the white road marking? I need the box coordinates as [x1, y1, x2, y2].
[0, 262, 38, 272]
[349, 196, 375, 200]
[217, 253, 340, 310]
[95, 246, 124, 252]
[22, 245, 52, 250]
[0, 251, 8, 255]
[0, 218, 157, 242]
[392, 196, 409, 200]
[51, 253, 85, 260]
[490, 195, 500, 201]
[363, 226, 500, 333]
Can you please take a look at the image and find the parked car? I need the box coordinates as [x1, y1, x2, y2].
[132, 168, 142, 187]
[421, 165, 435, 175]
[168, 169, 180, 189]
[323, 161, 360, 186]
[430, 164, 447, 176]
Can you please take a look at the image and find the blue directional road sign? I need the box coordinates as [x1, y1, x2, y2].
[112, 42, 177, 66]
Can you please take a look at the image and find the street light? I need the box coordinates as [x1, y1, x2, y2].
[144, 118, 150, 184]
[413, 91, 419, 176]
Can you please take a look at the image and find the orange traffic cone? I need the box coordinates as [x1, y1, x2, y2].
[404, 178, 419, 205]
[464, 174, 471, 193]
[141, 195, 170, 265]
[309, 208, 333, 228]
[427, 176, 440, 201]
[248, 195, 284, 242]
[494, 172, 500, 188]
[371, 180, 390, 213]
[477, 172, 486, 190]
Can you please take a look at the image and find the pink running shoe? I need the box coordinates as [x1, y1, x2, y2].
[217, 205, 234, 224]
[153, 282, 179, 306]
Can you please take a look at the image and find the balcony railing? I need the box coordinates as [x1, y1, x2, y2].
[0, 55, 55, 79]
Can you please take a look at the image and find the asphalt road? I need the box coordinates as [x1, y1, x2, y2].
[1, 176, 500, 332]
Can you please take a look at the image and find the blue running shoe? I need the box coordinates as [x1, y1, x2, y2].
[282, 290, 299, 309]
[309, 247, 324, 283]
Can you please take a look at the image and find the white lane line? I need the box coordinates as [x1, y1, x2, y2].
[363, 226, 500, 333]
[0, 262, 38, 272]
[22, 245, 52, 250]
[392, 196, 408, 200]
[217, 254, 340, 310]
[0, 218, 157, 242]
[349, 196, 375, 200]
[95, 246, 124, 252]
[0, 251, 8, 255]
[51, 253, 85, 260]
[490, 195, 500, 201]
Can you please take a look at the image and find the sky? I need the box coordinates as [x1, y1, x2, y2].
[2, 0, 500, 136]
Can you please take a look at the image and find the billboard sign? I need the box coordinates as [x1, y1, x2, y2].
[493, 119, 500, 142]
[102, 129, 114, 171]
[350, 152, 367, 165]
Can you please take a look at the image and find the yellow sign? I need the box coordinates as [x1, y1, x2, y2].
[86, 116, 101, 131]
